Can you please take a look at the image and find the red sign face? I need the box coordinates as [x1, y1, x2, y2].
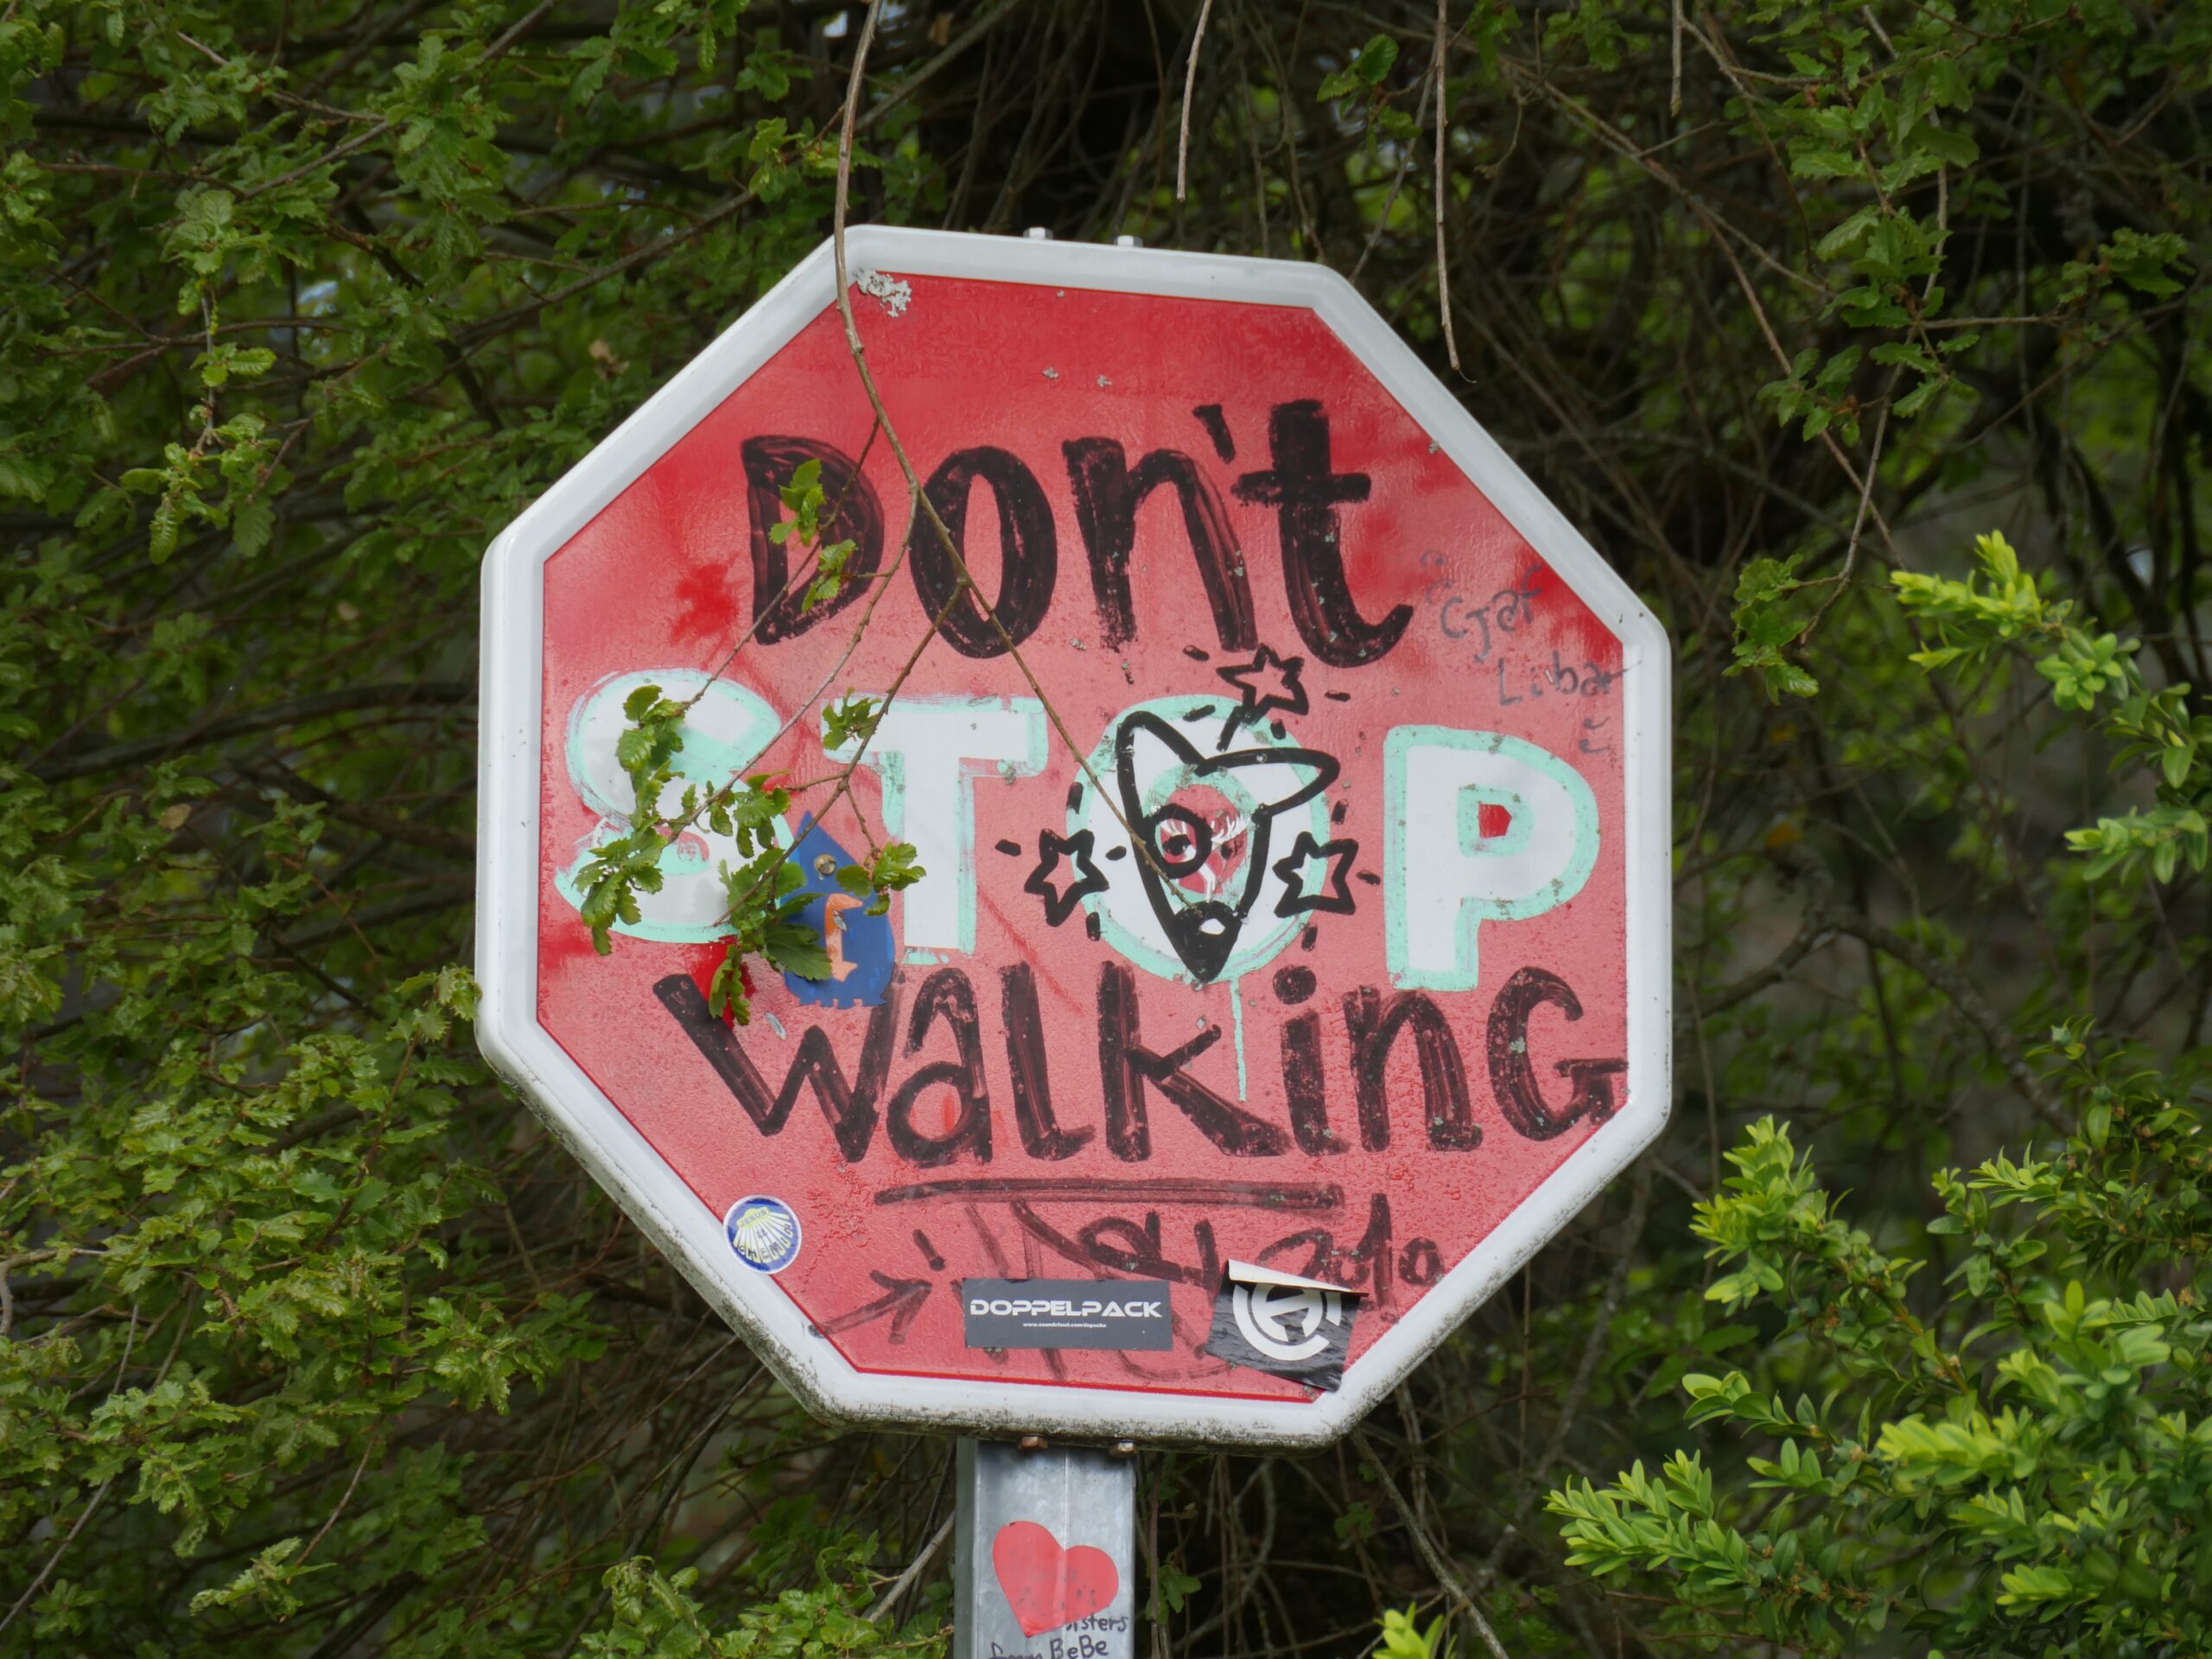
[480, 230, 1668, 1446]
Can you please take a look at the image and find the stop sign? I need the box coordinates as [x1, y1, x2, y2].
[478, 228, 1669, 1447]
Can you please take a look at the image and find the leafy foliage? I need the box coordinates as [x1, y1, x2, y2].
[1726, 553, 1825, 700]
[1551, 1078, 2212, 1655]
[579, 1546, 937, 1659]
[574, 675, 925, 1023]
[1896, 532, 2211, 883]
[1370, 1605, 1456, 1659]
[3, 0, 2208, 1655]
[574, 442, 923, 1023]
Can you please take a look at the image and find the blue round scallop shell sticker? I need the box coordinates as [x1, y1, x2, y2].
[725, 1196, 801, 1274]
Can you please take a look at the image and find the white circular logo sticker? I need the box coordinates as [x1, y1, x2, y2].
[1230, 1281, 1344, 1363]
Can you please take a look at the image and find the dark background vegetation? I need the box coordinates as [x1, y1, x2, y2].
[4, 0, 2209, 1655]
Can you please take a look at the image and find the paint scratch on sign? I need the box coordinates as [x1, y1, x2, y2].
[854, 269, 912, 316]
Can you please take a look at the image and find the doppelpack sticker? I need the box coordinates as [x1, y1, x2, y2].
[963, 1280, 1174, 1351]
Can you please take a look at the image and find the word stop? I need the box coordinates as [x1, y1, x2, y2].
[556, 669, 1599, 993]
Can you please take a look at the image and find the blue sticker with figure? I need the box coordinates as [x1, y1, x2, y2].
[780, 817, 896, 1008]
[725, 1196, 802, 1273]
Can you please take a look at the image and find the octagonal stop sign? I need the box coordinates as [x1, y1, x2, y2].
[478, 228, 1669, 1448]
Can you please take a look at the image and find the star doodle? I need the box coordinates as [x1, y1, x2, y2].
[1270, 832, 1359, 918]
[1216, 644, 1309, 746]
[1024, 828, 1110, 926]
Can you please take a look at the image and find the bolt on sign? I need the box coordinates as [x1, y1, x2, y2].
[478, 228, 1670, 1449]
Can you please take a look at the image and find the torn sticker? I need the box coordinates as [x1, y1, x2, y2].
[853, 269, 912, 316]
[1203, 1260, 1358, 1390]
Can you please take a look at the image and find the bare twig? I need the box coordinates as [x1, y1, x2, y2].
[1354, 1433, 1513, 1659]
[298, 1441, 378, 1566]
[1178, 0, 1217, 203]
[1672, 0, 1686, 114]
[866, 1513, 954, 1624]
[1827, 910, 2069, 1135]
[0, 1478, 114, 1640]
[1478, 1168, 1653, 1586]
[1433, 0, 1462, 372]
[830, 0, 1173, 889]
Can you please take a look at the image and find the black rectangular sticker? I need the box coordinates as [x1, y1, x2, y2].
[1202, 1264, 1358, 1390]
[961, 1279, 1173, 1351]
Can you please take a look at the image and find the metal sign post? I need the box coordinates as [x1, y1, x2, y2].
[955, 1440, 1136, 1659]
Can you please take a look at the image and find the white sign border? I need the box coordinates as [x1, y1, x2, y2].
[477, 226, 1672, 1449]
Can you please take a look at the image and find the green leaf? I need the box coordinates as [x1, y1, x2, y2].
[1152, 1563, 1202, 1618]
[1318, 32, 1398, 101]
[1725, 554, 1824, 700]
[231, 494, 274, 556]
[821, 693, 881, 752]
[762, 925, 832, 980]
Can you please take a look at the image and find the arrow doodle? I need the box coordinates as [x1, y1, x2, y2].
[817, 1272, 933, 1344]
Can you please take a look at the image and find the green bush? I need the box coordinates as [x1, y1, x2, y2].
[1552, 1084, 2212, 1655]
[4, 0, 2208, 1655]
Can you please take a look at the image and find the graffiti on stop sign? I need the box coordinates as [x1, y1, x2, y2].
[486, 231, 1667, 1438]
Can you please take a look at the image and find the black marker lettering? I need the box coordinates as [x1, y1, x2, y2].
[886, 968, 993, 1166]
[1328, 1192, 1395, 1306]
[1078, 1211, 1188, 1281]
[912, 447, 1057, 657]
[1486, 966, 1628, 1141]
[654, 973, 894, 1162]
[1234, 400, 1410, 667]
[1096, 958, 1151, 1162]
[1400, 1237, 1443, 1286]
[1343, 986, 1480, 1151]
[1001, 963, 1093, 1160]
[872, 1176, 1342, 1209]
[1281, 1010, 1343, 1154]
[1064, 438, 1255, 652]
[1097, 963, 1289, 1157]
[1258, 1226, 1334, 1281]
[741, 436, 886, 642]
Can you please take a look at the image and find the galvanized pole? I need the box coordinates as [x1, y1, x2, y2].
[954, 1439, 1138, 1659]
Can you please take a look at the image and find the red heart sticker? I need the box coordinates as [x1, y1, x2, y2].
[991, 1519, 1121, 1637]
